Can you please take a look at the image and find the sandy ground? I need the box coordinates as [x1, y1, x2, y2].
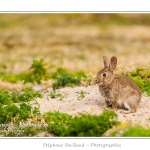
[32, 85, 150, 127]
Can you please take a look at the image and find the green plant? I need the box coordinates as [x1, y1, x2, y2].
[0, 88, 42, 124]
[29, 59, 48, 84]
[76, 90, 87, 100]
[127, 67, 150, 96]
[43, 111, 72, 136]
[0, 104, 20, 124]
[44, 110, 119, 137]
[80, 73, 94, 86]
[32, 106, 41, 116]
[18, 103, 34, 121]
[52, 68, 88, 91]
[0, 90, 12, 105]
[11, 88, 43, 103]
[52, 74, 80, 90]
[0, 59, 51, 84]
[43, 111, 72, 124]
[0, 74, 23, 83]
[0, 102, 40, 124]
[63, 110, 119, 137]
[73, 71, 87, 79]
[52, 68, 68, 79]
[49, 91, 67, 100]
[122, 126, 150, 137]
[0, 88, 43, 105]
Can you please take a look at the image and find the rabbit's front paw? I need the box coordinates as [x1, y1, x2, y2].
[112, 108, 118, 111]
[102, 105, 108, 110]
[119, 110, 129, 114]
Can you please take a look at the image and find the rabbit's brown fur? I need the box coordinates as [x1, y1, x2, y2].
[95, 56, 141, 114]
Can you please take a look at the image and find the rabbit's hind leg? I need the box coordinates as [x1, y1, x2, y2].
[119, 107, 136, 114]
[119, 101, 137, 114]
[119, 92, 139, 114]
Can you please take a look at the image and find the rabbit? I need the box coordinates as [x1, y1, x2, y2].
[95, 56, 141, 114]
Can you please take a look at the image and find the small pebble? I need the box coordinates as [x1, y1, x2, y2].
[32, 85, 43, 91]
[46, 88, 53, 92]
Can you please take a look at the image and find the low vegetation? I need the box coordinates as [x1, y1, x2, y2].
[2, 110, 120, 137]
[0, 59, 50, 84]
[0, 60, 150, 137]
[122, 126, 150, 137]
[105, 124, 150, 137]
[45, 110, 119, 137]
[0, 88, 43, 105]
[0, 103, 40, 124]
[49, 91, 67, 100]
[127, 67, 150, 96]
[76, 90, 87, 100]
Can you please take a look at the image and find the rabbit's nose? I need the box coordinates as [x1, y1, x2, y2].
[95, 79, 98, 83]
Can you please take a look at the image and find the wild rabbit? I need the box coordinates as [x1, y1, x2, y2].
[95, 56, 141, 114]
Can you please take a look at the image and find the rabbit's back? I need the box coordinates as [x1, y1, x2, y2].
[114, 76, 141, 95]
[99, 76, 141, 97]
[111, 76, 141, 107]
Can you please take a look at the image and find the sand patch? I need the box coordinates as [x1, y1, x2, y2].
[33, 85, 150, 126]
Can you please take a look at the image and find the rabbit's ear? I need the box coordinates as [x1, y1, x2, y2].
[103, 56, 109, 68]
[109, 56, 117, 71]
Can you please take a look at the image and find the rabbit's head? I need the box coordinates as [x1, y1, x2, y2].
[95, 56, 117, 85]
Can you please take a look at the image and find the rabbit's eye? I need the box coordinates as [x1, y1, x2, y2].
[103, 73, 107, 76]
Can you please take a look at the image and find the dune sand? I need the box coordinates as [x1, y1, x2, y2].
[32, 85, 150, 127]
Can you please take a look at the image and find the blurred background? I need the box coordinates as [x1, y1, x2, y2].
[0, 13, 150, 75]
